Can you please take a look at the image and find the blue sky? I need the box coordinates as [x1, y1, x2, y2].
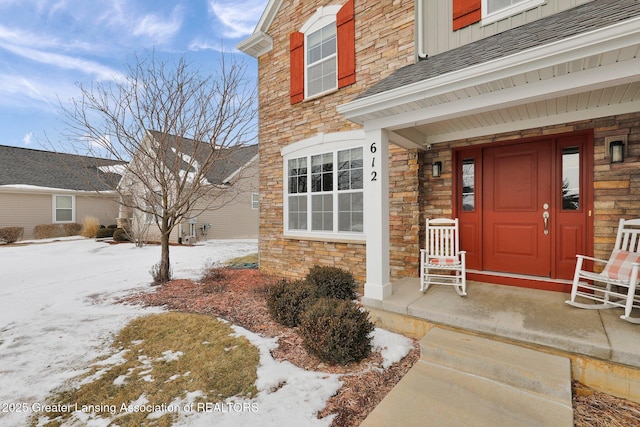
[0, 0, 267, 153]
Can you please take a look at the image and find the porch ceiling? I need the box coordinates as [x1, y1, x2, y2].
[338, 17, 640, 148]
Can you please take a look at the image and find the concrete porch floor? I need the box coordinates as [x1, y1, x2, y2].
[362, 277, 640, 402]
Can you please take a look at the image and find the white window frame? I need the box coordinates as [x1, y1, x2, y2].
[53, 194, 75, 223]
[300, 5, 341, 100]
[282, 131, 366, 242]
[481, 0, 545, 26]
[251, 192, 259, 210]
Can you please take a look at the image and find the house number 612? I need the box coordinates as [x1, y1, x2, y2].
[370, 142, 377, 181]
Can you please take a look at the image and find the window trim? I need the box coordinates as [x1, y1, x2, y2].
[282, 131, 366, 242]
[251, 192, 259, 210]
[53, 194, 75, 223]
[481, 0, 545, 26]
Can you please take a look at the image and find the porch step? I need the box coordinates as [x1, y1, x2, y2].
[361, 327, 573, 427]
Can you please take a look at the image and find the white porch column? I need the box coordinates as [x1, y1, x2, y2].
[363, 128, 391, 300]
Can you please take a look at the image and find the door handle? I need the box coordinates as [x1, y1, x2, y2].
[543, 211, 550, 235]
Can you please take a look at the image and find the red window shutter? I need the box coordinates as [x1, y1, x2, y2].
[337, 0, 355, 88]
[453, 0, 481, 31]
[290, 31, 305, 104]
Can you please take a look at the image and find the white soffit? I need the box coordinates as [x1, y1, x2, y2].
[236, 0, 282, 57]
[340, 16, 640, 145]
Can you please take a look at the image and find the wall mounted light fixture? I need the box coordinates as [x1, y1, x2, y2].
[605, 135, 628, 164]
[610, 140, 625, 164]
[432, 161, 442, 178]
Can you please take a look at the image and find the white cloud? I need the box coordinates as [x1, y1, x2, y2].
[85, 134, 112, 151]
[0, 73, 64, 110]
[133, 7, 184, 43]
[188, 37, 233, 53]
[208, 0, 267, 39]
[0, 41, 124, 82]
[23, 132, 34, 145]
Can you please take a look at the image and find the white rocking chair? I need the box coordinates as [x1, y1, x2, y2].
[420, 218, 467, 296]
[565, 218, 640, 324]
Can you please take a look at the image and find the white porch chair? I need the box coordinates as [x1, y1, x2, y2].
[565, 218, 640, 324]
[420, 218, 467, 296]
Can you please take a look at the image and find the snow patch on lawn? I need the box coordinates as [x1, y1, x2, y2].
[0, 238, 413, 426]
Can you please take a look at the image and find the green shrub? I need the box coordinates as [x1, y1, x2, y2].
[63, 222, 83, 236]
[0, 227, 24, 244]
[33, 224, 64, 239]
[113, 228, 130, 242]
[266, 279, 317, 327]
[107, 224, 118, 229]
[300, 298, 374, 365]
[96, 227, 116, 238]
[306, 265, 356, 300]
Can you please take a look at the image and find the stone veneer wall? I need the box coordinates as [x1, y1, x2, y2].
[421, 112, 640, 264]
[257, 0, 416, 285]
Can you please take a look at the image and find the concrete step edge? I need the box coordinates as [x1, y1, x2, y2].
[420, 327, 572, 403]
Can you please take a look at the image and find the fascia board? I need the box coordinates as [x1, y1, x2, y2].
[338, 16, 640, 122]
[222, 153, 259, 184]
[363, 57, 640, 132]
[236, 0, 282, 57]
[0, 185, 118, 196]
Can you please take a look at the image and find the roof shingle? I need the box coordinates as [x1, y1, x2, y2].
[357, 0, 640, 100]
[0, 145, 124, 191]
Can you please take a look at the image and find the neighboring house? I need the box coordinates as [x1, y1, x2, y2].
[238, 0, 640, 300]
[116, 131, 259, 244]
[0, 145, 123, 240]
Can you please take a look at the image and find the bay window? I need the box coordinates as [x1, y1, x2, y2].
[284, 135, 364, 238]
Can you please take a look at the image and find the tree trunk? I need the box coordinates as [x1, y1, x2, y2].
[159, 216, 171, 284]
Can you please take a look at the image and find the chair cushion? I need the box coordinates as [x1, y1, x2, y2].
[602, 250, 640, 282]
[429, 257, 459, 265]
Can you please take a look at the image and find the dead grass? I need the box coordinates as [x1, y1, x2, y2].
[32, 312, 259, 426]
[81, 216, 100, 238]
[123, 269, 640, 427]
[226, 253, 259, 267]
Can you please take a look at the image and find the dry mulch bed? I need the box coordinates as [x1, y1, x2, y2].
[121, 268, 640, 426]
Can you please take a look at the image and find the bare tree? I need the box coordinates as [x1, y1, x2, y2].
[58, 53, 257, 284]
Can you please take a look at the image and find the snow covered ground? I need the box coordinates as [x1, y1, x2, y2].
[0, 238, 413, 426]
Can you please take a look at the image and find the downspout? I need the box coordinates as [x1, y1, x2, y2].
[417, 0, 428, 60]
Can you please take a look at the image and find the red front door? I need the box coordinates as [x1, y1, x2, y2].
[483, 141, 552, 276]
[455, 131, 593, 286]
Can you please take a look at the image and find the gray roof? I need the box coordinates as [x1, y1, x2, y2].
[0, 145, 124, 191]
[357, 0, 640, 100]
[147, 130, 258, 185]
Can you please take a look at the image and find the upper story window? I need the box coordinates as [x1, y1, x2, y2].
[289, 0, 355, 104]
[482, 0, 545, 25]
[453, 0, 545, 31]
[306, 23, 337, 98]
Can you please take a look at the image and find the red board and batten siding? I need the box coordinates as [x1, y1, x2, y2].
[453, 0, 481, 30]
[289, 0, 356, 104]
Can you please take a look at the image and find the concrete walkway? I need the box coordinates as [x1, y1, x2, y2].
[362, 327, 573, 427]
[361, 278, 640, 424]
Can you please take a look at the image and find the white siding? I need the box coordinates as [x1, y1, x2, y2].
[0, 190, 119, 240]
[419, 0, 595, 57]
